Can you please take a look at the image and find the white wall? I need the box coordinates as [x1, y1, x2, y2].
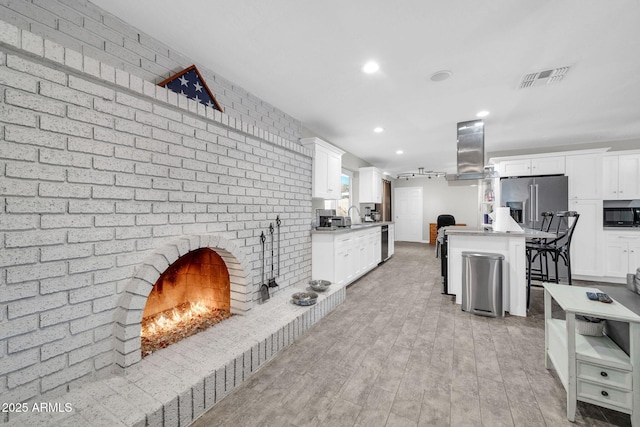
[393, 177, 478, 241]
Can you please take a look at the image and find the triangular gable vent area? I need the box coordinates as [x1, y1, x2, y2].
[519, 66, 570, 89]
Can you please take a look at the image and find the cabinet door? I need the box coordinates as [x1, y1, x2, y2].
[373, 170, 382, 203]
[326, 150, 342, 199]
[498, 159, 531, 177]
[334, 236, 354, 286]
[566, 154, 603, 200]
[569, 199, 603, 276]
[334, 246, 349, 286]
[602, 156, 620, 200]
[373, 230, 382, 264]
[389, 224, 395, 256]
[604, 240, 629, 277]
[629, 241, 640, 275]
[312, 146, 331, 198]
[355, 233, 368, 277]
[531, 156, 565, 175]
[618, 154, 640, 200]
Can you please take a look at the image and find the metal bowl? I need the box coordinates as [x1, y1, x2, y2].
[291, 291, 318, 306]
[309, 280, 331, 292]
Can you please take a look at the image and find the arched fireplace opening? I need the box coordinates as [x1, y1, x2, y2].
[141, 248, 233, 357]
[115, 234, 253, 368]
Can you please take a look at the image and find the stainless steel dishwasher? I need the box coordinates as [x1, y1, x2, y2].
[381, 225, 389, 262]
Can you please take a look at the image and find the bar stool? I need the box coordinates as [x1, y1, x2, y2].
[527, 212, 555, 283]
[526, 211, 580, 308]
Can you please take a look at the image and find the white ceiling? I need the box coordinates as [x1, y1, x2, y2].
[92, 0, 640, 176]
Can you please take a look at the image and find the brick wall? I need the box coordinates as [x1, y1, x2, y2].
[0, 0, 303, 140]
[0, 18, 313, 408]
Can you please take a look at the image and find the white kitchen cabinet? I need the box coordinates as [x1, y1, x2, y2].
[359, 167, 383, 203]
[603, 154, 640, 200]
[372, 231, 382, 265]
[334, 234, 354, 287]
[354, 232, 368, 277]
[569, 198, 603, 277]
[604, 231, 640, 278]
[300, 137, 344, 199]
[311, 226, 382, 287]
[497, 156, 565, 177]
[532, 156, 565, 175]
[566, 153, 603, 200]
[498, 159, 531, 177]
[388, 224, 395, 257]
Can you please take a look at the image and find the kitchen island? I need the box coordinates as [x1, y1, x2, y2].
[311, 222, 394, 287]
[445, 226, 555, 317]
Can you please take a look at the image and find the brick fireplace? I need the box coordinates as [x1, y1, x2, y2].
[0, 17, 317, 417]
[116, 234, 252, 367]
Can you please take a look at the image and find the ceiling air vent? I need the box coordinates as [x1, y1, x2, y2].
[519, 66, 570, 89]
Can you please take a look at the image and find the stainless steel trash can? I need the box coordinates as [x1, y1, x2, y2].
[461, 252, 504, 317]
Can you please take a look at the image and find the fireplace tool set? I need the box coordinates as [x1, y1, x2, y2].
[259, 215, 329, 305]
[260, 216, 282, 302]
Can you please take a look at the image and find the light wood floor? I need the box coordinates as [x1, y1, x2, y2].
[191, 242, 630, 426]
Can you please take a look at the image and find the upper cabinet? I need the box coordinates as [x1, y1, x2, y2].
[300, 137, 345, 199]
[566, 153, 603, 200]
[603, 153, 640, 200]
[359, 167, 383, 203]
[494, 155, 565, 177]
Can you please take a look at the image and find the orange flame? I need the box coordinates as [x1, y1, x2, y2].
[142, 301, 209, 336]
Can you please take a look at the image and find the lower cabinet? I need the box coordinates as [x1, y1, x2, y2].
[569, 199, 603, 277]
[604, 230, 640, 278]
[389, 224, 395, 257]
[312, 226, 382, 287]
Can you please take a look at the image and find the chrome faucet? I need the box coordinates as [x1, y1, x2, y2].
[347, 205, 361, 219]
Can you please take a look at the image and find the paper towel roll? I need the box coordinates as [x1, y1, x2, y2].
[493, 207, 523, 232]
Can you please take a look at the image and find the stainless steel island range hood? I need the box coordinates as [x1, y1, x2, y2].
[446, 119, 497, 181]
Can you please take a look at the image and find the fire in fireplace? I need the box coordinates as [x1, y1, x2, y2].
[141, 248, 233, 356]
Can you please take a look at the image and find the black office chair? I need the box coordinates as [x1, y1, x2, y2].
[526, 211, 580, 308]
[437, 214, 456, 230]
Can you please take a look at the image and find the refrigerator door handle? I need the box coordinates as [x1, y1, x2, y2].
[529, 185, 534, 224]
[534, 184, 540, 222]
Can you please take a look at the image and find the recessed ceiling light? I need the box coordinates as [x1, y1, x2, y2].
[373, 127, 384, 133]
[363, 61, 380, 74]
[476, 110, 490, 117]
[396, 150, 404, 155]
[430, 70, 452, 82]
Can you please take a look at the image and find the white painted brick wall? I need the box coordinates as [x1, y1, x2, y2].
[0, 0, 302, 140]
[0, 19, 313, 409]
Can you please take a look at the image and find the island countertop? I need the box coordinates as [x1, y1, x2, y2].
[444, 226, 556, 240]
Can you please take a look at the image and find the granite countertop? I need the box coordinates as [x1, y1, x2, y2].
[311, 221, 394, 235]
[444, 225, 556, 239]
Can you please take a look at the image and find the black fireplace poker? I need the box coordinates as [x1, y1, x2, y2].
[260, 231, 270, 302]
[276, 215, 281, 278]
[268, 223, 278, 288]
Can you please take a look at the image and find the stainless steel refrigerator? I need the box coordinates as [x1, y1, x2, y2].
[500, 175, 568, 229]
[501, 175, 569, 281]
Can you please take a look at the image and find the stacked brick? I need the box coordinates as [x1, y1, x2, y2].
[0, 17, 313, 418]
[0, 0, 302, 140]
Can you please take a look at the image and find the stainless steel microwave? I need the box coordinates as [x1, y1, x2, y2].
[603, 207, 640, 227]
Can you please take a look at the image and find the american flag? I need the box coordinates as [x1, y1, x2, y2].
[158, 65, 222, 111]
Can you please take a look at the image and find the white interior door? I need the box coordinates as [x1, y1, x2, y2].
[394, 187, 423, 242]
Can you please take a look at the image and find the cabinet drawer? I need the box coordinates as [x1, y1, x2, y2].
[577, 361, 631, 390]
[577, 379, 632, 410]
